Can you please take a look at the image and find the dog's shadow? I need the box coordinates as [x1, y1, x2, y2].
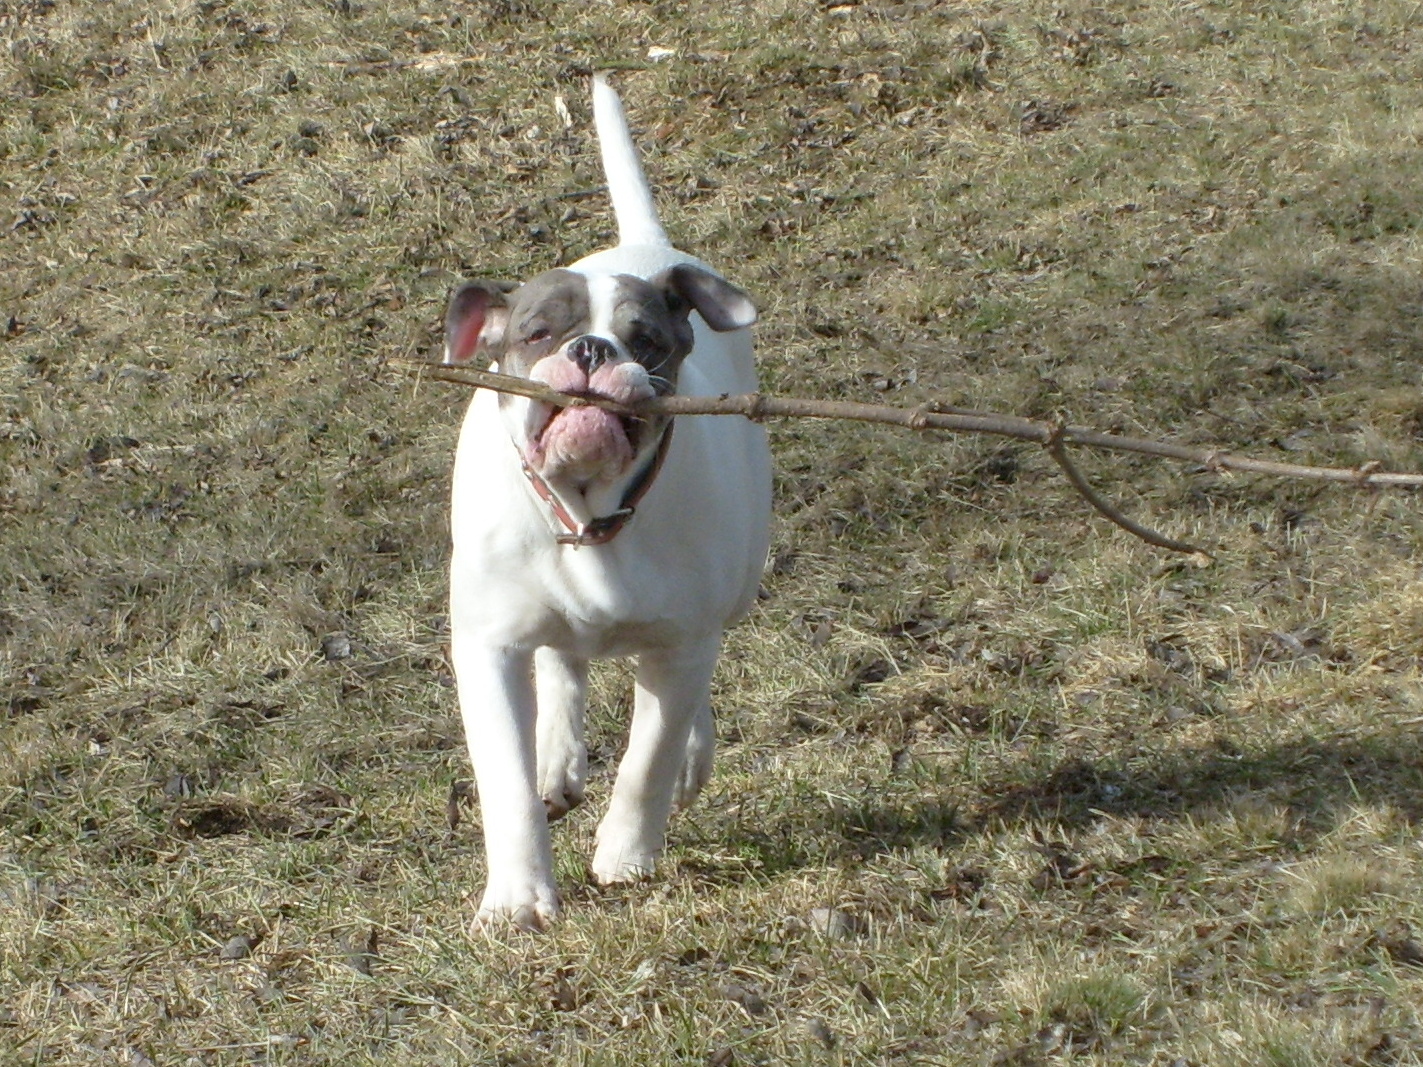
[682, 730, 1423, 880]
[977, 732, 1423, 829]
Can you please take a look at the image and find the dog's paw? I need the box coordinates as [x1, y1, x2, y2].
[538, 749, 587, 822]
[472, 881, 561, 933]
[591, 850, 658, 885]
[591, 822, 660, 885]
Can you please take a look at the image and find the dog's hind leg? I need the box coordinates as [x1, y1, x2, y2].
[592, 638, 719, 884]
[534, 646, 589, 821]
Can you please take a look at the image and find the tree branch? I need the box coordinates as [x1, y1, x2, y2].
[411, 362, 1422, 556]
[1043, 424, 1210, 559]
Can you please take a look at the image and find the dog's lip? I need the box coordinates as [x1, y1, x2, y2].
[531, 393, 651, 452]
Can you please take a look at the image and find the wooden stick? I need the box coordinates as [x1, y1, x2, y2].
[410, 362, 1422, 556]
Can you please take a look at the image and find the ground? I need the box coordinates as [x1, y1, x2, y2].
[3, 0, 1423, 1063]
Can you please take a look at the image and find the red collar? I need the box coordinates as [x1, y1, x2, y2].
[520, 422, 675, 547]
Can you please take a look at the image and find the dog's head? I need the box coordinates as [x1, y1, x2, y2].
[443, 265, 755, 492]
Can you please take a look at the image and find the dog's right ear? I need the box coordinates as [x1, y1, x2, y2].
[444, 281, 518, 365]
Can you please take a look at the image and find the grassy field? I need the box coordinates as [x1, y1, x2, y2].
[5, 0, 1423, 1062]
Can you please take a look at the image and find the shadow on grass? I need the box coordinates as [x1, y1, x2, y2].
[976, 732, 1423, 830]
[973, 734, 1423, 836]
[700, 731, 1423, 879]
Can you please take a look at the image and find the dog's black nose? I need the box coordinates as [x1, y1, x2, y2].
[568, 335, 617, 376]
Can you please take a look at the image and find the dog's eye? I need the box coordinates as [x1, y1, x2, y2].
[523, 327, 551, 344]
[629, 330, 663, 359]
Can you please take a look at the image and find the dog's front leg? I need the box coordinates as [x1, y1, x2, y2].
[453, 638, 560, 930]
[592, 638, 720, 884]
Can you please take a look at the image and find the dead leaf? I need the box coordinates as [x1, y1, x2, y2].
[1019, 98, 1074, 134]
[550, 968, 578, 1012]
[448, 779, 474, 831]
[344, 927, 379, 975]
[932, 865, 989, 902]
[720, 980, 768, 1016]
[1377, 931, 1423, 967]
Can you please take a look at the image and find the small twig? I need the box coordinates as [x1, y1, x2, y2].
[1044, 422, 1210, 559]
[411, 361, 1423, 555]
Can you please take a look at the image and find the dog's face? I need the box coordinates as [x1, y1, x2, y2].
[444, 265, 755, 489]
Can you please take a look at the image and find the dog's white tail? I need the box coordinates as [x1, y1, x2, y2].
[591, 74, 670, 248]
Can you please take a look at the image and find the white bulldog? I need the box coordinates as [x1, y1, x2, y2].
[443, 75, 772, 928]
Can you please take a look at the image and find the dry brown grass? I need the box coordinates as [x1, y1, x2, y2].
[5, 0, 1423, 1063]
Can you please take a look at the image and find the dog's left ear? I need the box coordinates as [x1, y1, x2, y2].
[444, 281, 518, 365]
[657, 264, 757, 332]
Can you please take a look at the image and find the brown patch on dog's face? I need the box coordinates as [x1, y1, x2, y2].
[495, 269, 592, 378]
[597, 274, 696, 392]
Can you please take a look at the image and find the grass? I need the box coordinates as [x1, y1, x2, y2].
[4, 0, 1423, 1062]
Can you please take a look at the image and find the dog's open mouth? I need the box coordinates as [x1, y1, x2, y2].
[527, 397, 653, 485]
[521, 355, 663, 485]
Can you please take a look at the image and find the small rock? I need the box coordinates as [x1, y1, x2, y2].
[808, 906, 865, 939]
[220, 933, 261, 960]
[320, 633, 351, 661]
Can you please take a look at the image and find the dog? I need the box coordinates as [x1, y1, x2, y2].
[442, 75, 772, 929]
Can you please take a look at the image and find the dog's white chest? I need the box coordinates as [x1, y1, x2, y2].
[450, 383, 768, 656]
